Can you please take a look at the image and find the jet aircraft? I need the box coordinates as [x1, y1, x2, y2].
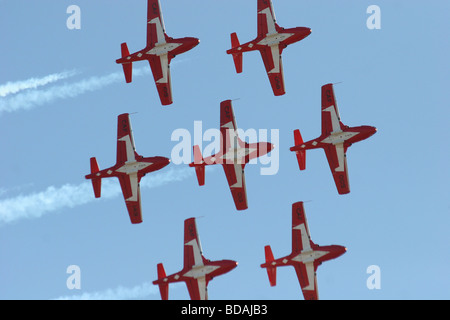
[116, 0, 200, 106]
[290, 83, 377, 194]
[153, 217, 238, 300]
[189, 100, 274, 211]
[226, 0, 311, 96]
[261, 201, 346, 300]
[85, 113, 170, 224]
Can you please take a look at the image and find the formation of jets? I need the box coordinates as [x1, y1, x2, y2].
[84, 0, 376, 300]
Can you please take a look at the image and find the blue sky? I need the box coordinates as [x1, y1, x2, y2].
[0, 0, 448, 300]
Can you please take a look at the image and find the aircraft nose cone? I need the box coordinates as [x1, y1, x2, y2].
[191, 37, 200, 48]
[227, 260, 238, 272]
[158, 157, 171, 168]
[303, 27, 312, 38]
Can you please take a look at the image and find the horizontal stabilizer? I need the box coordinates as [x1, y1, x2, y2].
[120, 42, 132, 83]
[230, 33, 243, 73]
[156, 263, 169, 300]
[193, 145, 203, 164]
[192, 145, 205, 186]
[195, 166, 205, 186]
[89, 157, 102, 198]
[293, 129, 306, 170]
[294, 129, 303, 146]
[264, 245, 277, 287]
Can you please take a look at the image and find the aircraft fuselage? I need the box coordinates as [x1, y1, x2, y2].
[296, 125, 377, 151]
[88, 156, 170, 180]
[117, 37, 199, 63]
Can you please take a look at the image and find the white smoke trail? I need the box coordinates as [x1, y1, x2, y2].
[0, 67, 150, 115]
[0, 70, 78, 97]
[0, 166, 193, 225]
[55, 281, 158, 300]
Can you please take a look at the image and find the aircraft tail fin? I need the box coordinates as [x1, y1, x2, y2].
[190, 145, 205, 186]
[155, 263, 169, 300]
[263, 245, 277, 287]
[120, 42, 133, 83]
[293, 129, 306, 170]
[89, 157, 102, 198]
[230, 33, 243, 73]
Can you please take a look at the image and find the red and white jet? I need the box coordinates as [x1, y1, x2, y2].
[85, 113, 170, 224]
[226, 0, 311, 96]
[153, 217, 238, 300]
[290, 83, 377, 194]
[261, 201, 346, 300]
[189, 100, 275, 211]
[116, 0, 200, 106]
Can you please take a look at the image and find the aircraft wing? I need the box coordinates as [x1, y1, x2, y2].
[185, 277, 208, 300]
[183, 218, 204, 269]
[220, 99, 239, 158]
[116, 113, 136, 164]
[323, 144, 350, 194]
[115, 114, 143, 223]
[220, 100, 238, 137]
[289, 201, 320, 299]
[117, 173, 143, 224]
[293, 263, 319, 300]
[259, 45, 285, 96]
[146, 0, 166, 47]
[291, 202, 319, 299]
[145, 0, 172, 105]
[219, 100, 248, 210]
[183, 218, 208, 300]
[223, 164, 248, 210]
[291, 202, 312, 254]
[321, 83, 345, 135]
[257, 0, 277, 37]
[148, 55, 173, 105]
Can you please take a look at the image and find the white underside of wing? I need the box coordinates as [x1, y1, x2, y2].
[323, 105, 342, 134]
[197, 276, 207, 300]
[127, 173, 138, 202]
[156, 54, 169, 84]
[148, 17, 166, 45]
[259, 7, 277, 35]
[304, 262, 316, 291]
[293, 222, 311, 252]
[185, 239, 203, 267]
[334, 143, 346, 172]
[118, 134, 136, 163]
[229, 163, 244, 188]
[268, 45, 280, 74]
